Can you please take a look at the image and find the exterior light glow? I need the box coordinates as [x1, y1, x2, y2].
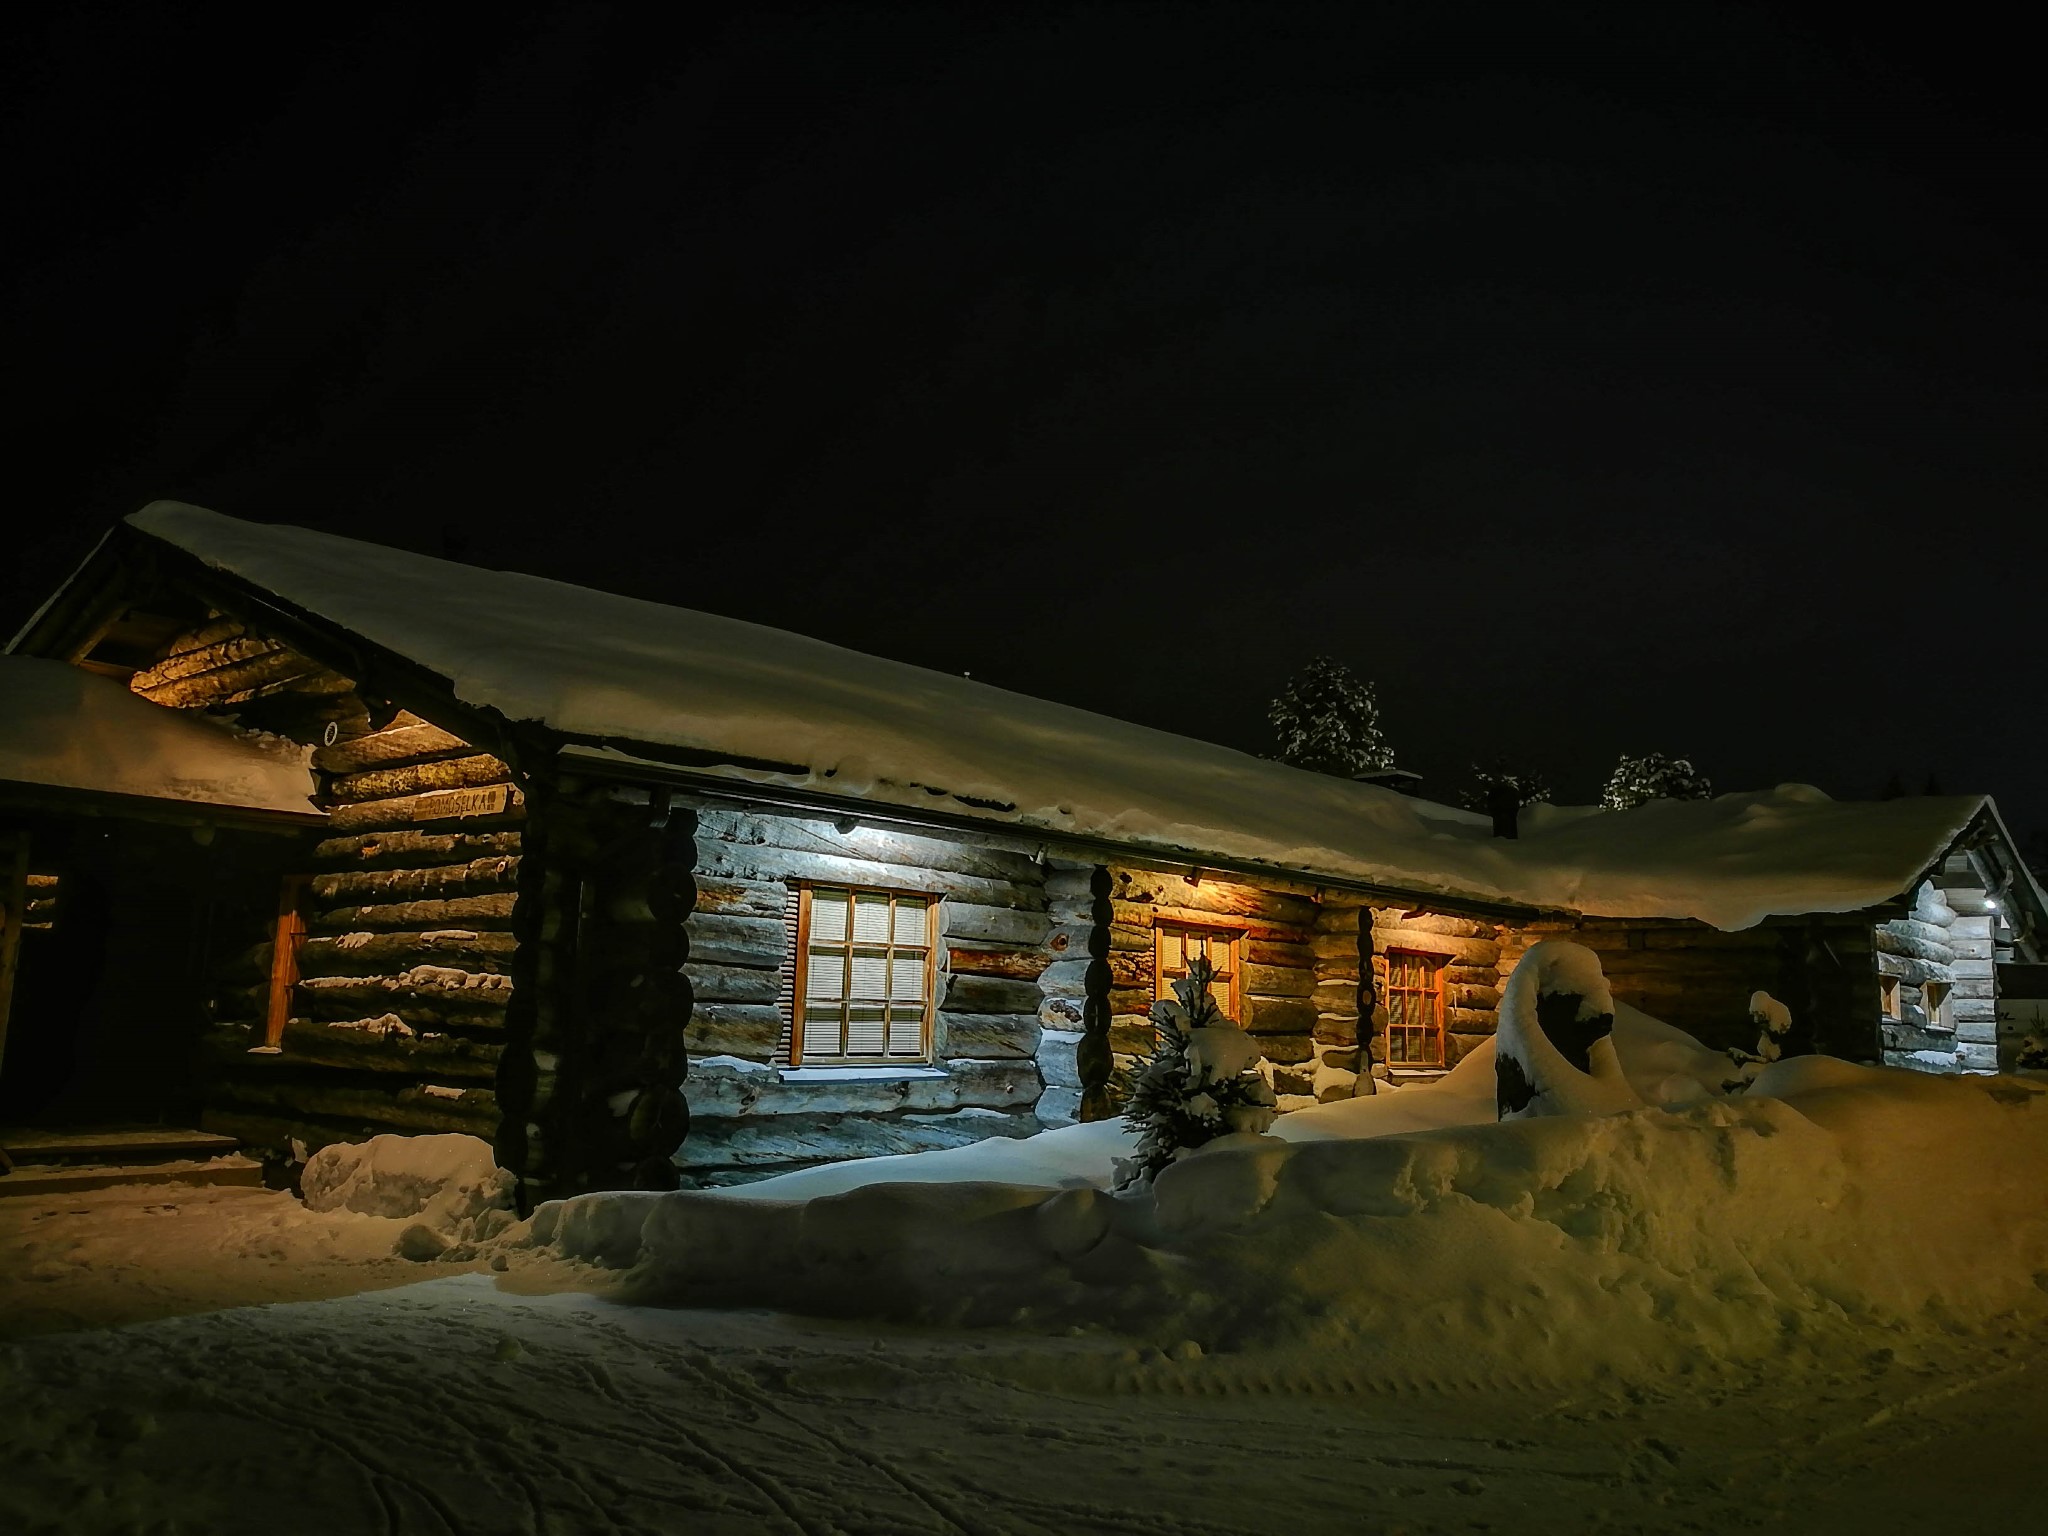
[1985, 898, 2000, 911]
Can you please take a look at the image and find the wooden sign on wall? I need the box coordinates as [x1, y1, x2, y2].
[414, 784, 512, 822]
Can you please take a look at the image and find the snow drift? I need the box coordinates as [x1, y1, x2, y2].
[512, 983, 2048, 1382]
[302, 1134, 516, 1258]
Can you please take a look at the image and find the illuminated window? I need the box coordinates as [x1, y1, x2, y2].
[1383, 950, 1448, 1067]
[1154, 923, 1243, 1021]
[1923, 980, 1952, 1030]
[1879, 975, 1901, 1021]
[793, 887, 935, 1063]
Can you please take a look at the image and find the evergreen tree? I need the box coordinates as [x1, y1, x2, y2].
[1268, 657, 1394, 777]
[1112, 957, 1278, 1192]
[1599, 752, 1713, 810]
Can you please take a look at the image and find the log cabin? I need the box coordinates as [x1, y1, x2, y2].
[3, 503, 2042, 1203]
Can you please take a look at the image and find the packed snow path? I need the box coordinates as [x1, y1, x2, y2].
[3, 1273, 2044, 1535]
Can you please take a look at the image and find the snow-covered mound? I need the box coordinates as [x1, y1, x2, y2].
[303, 1134, 515, 1257]
[512, 1020, 2048, 1380]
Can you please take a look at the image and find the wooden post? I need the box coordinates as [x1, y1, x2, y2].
[263, 875, 311, 1048]
[0, 828, 30, 1094]
[1076, 864, 1115, 1122]
[1355, 911, 1379, 1095]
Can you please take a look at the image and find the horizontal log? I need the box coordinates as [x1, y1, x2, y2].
[133, 646, 323, 707]
[1246, 940, 1315, 970]
[685, 962, 782, 1005]
[1108, 867, 1319, 926]
[308, 893, 518, 932]
[944, 944, 1052, 982]
[299, 973, 512, 1027]
[1246, 996, 1316, 1035]
[1109, 1014, 1157, 1056]
[1039, 957, 1092, 999]
[1107, 901, 1309, 944]
[686, 1003, 784, 1057]
[1310, 981, 1356, 1014]
[207, 1019, 503, 1080]
[1314, 905, 1363, 935]
[939, 902, 1053, 947]
[1313, 1013, 1359, 1045]
[938, 1012, 1042, 1059]
[323, 787, 528, 834]
[696, 809, 1044, 884]
[327, 754, 513, 804]
[942, 974, 1045, 1016]
[1243, 963, 1315, 998]
[1369, 910, 1500, 941]
[299, 929, 518, 977]
[311, 717, 474, 774]
[156, 616, 246, 658]
[310, 857, 520, 907]
[1042, 864, 1099, 903]
[1377, 933, 1500, 967]
[1106, 921, 1153, 953]
[312, 828, 522, 870]
[209, 1076, 497, 1136]
[693, 843, 1044, 910]
[130, 633, 278, 690]
[692, 877, 790, 920]
[683, 911, 788, 967]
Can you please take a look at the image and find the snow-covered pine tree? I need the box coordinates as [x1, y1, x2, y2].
[1599, 752, 1713, 810]
[1267, 657, 1394, 777]
[1112, 956, 1278, 1192]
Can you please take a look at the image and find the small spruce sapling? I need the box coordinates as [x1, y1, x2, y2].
[1268, 657, 1395, 777]
[1112, 956, 1278, 1192]
[1723, 990, 1793, 1092]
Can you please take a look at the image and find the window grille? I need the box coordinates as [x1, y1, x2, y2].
[793, 886, 935, 1063]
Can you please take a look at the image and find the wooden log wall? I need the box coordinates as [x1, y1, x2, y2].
[202, 699, 517, 1154]
[1495, 914, 1878, 1060]
[674, 809, 1049, 1185]
[1056, 865, 1321, 1107]
[495, 777, 698, 1203]
[1036, 859, 1099, 1126]
[125, 617, 513, 1154]
[1877, 866, 2001, 1074]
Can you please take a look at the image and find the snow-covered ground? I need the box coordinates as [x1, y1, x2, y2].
[6, 972, 2047, 1534]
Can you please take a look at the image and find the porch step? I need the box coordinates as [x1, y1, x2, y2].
[0, 1126, 243, 1164]
[0, 1154, 266, 1198]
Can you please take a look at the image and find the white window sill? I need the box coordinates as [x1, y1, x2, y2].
[778, 1064, 947, 1084]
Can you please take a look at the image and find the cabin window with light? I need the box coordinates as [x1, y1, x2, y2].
[793, 886, 935, 1064]
[1383, 949, 1449, 1067]
[1154, 922, 1243, 1021]
[1879, 975, 1902, 1020]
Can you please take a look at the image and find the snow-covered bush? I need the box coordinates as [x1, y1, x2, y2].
[2018, 1033, 2048, 1072]
[1494, 940, 1641, 1120]
[1600, 752, 1713, 810]
[1113, 957, 1277, 1191]
[1724, 990, 1794, 1091]
[1267, 656, 1394, 777]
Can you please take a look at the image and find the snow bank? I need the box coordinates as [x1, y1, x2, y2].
[302, 1134, 515, 1256]
[0, 655, 318, 816]
[121, 503, 2006, 929]
[512, 1029, 2048, 1379]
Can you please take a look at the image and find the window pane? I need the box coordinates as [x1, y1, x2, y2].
[893, 897, 927, 945]
[807, 949, 847, 999]
[888, 1006, 923, 1055]
[847, 1005, 888, 1056]
[849, 949, 889, 999]
[890, 953, 924, 1000]
[852, 894, 892, 943]
[802, 1006, 843, 1059]
[812, 889, 849, 943]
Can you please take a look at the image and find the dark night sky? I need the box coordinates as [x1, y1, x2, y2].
[5, 3, 2043, 834]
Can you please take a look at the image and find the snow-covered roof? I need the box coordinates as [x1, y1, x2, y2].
[0, 655, 321, 819]
[98, 502, 2008, 927]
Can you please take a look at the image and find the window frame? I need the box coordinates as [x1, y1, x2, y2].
[1153, 920, 1245, 1022]
[1879, 974, 1902, 1021]
[790, 883, 939, 1067]
[1381, 948, 1449, 1069]
[1922, 978, 1952, 1031]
